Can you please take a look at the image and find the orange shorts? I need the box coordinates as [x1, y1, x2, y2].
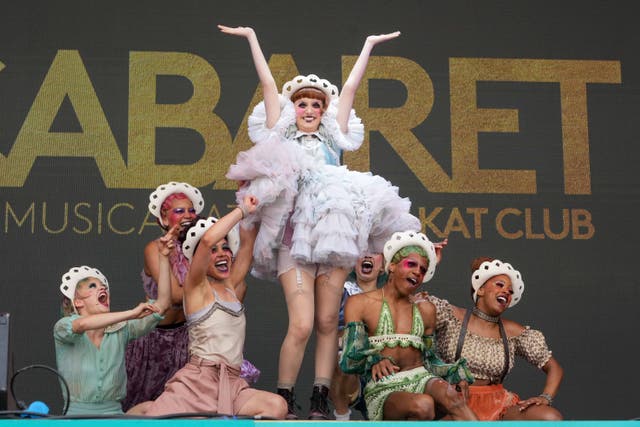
[467, 383, 519, 421]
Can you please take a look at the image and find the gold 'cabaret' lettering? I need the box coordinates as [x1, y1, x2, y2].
[0, 50, 621, 194]
[449, 58, 621, 194]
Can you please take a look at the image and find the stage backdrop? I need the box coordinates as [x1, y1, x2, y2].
[0, 0, 637, 419]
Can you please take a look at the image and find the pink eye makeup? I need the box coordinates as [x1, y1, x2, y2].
[401, 259, 427, 275]
[172, 207, 197, 215]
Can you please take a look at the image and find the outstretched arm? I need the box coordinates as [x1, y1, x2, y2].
[218, 25, 280, 128]
[336, 31, 401, 132]
[71, 303, 158, 333]
[229, 223, 259, 290]
[187, 195, 259, 288]
[143, 232, 183, 306]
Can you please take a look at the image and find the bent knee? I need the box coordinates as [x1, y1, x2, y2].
[269, 395, 289, 419]
[407, 395, 435, 420]
[539, 407, 563, 421]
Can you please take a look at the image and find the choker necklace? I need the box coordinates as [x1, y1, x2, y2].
[472, 307, 500, 323]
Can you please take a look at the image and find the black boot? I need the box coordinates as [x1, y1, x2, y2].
[277, 387, 299, 420]
[308, 385, 330, 420]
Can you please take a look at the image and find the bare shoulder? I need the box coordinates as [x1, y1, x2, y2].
[502, 317, 526, 336]
[345, 289, 382, 320]
[415, 299, 437, 333]
[143, 238, 160, 274]
[416, 299, 436, 317]
[144, 238, 159, 255]
[346, 290, 375, 309]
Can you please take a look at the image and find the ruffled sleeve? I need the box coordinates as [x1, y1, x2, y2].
[339, 321, 382, 378]
[513, 327, 552, 369]
[247, 95, 296, 144]
[428, 295, 455, 331]
[321, 100, 364, 152]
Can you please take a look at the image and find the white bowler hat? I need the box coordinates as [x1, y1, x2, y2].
[181, 217, 240, 262]
[383, 231, 437, 283]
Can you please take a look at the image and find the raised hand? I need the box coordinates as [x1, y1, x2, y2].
[241, 195, 259, 216]
[218, 24, 255, 39]
[434, 238, 448, 264]
[157, 224, 179, 256]
[365, 31, 401, 46]
[218, 24, 280, 127]
[337, 30, 401, 131]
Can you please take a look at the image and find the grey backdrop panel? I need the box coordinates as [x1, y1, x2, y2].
[0, 0, 637, 419]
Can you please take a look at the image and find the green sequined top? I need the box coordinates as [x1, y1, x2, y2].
[339, 298, 474, 384]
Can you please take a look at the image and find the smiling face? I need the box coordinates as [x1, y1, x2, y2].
[160, 193, 197, 230]
[476, 274, 513, 313]
[293, 95, 325, 133]
[206, 238, 234, 280]
[389, 252, 429, 296]
[74, 277, 110, 315]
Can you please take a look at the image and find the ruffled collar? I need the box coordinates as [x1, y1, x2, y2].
[293, 130, 325, 141]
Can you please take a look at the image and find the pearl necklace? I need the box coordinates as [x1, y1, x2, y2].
[472, 307, 500, 323]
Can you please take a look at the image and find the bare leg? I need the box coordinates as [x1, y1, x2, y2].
[383, 391, 436, 420]
[503, 404, 563, 421]
[277, 268, 315, 386]
[425, 378, 478, 420]
[126, 401, 152, 415]
[237, 390, 288, 419]
[329, 362, 360, 418]
[314, 268, 348, 382]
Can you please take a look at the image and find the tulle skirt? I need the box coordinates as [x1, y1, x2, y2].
[227, 137, 420, 280]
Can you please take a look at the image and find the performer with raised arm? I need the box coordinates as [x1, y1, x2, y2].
[124, 182, 259, 410]
[138, 196, 288, 419]
[54, 225, 177, 415]
[219, 24, 420, 419]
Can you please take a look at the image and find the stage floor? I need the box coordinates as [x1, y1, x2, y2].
[0, 419, 636, 426]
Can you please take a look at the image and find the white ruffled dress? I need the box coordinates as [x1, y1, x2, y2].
[227, 95, 420, 280]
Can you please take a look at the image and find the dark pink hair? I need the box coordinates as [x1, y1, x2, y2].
[158, 192, 191, 229]
[160, 193, 190, 215]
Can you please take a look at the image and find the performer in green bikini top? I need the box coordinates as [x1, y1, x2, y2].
[339, 231, 477, 421]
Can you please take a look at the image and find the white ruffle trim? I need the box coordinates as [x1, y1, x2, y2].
[228, 98, 417, 281]
[247, 96, 364, 152]
[227, 151, 420, 280]
[322, 100, 364, 151]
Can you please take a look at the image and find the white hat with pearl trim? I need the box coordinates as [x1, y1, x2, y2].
[471, 259, 525, 307]
[148, 182, 205, 226]
[281, 74, 339, 103]
[383, 231, 437, 283]
[181, 217, 240, 262]
[60, 265, 109, 301]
